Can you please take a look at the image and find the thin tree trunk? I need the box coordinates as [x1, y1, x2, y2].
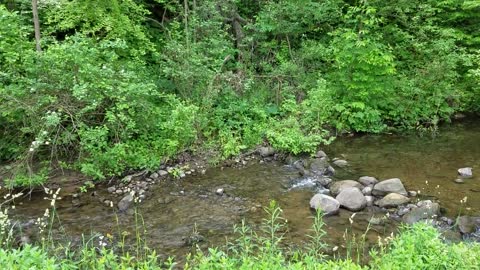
[32, 0, 42, 52]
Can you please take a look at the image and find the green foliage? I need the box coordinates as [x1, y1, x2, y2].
[2, 0, 480, 185]
[0, 245, 57, 270]
[43, 0, 156, 58]
[4, 169, 48, 188]
[370, 223, 480, 269]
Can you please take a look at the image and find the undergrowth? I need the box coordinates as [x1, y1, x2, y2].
[0, 194, 478, 269]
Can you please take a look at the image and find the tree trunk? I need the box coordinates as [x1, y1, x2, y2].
[32, 0, 42, 52]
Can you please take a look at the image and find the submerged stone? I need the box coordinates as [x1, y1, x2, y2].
[333, 159, 348, 168]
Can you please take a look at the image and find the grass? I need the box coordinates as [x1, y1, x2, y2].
[0, 193, 479, 269]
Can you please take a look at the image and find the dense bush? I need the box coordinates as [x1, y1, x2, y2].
[1, 0, 479, 186]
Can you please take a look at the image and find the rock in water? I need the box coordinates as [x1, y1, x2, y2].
[402, 200, 440, 224]
[458, 167, 473, 178]
[309, 158, 330, 176]
[118, 194, 134, 211]
[315, 150, 327, 158]
[318, 177, 333, 186]
[454, 178, 465, 184]
[330, 180, 364, 196]
[258, 146, 275, 157]
[309, 194, 340, 216]
[456, 216, 480, 234]
[375, 193, 410, 208]
[333, 159, 348, 168]
[372, 178, 408, 196]
[358, 176, 378, 186]
[336, 188, 367, 211]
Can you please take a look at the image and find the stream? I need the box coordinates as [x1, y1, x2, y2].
[5, 118, 480, 262]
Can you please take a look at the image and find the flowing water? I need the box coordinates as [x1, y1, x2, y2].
[6, 118, 480, 261]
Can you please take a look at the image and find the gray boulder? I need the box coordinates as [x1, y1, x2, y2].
[402, 200, 440, 224]
[315, 150, 327, 158]
[336, 188, 367, 212]
[456, 216, 480, 234]
[309, 158, 330, 176]
[358, 176, 378, 186]
[458, 167, 473, 178]
[372, 178, 407, 196]
[330, 180, 364, 196]
[259, 146, 275, 157]
[309, 194, 340, 216]
[375, 193, 410, 208]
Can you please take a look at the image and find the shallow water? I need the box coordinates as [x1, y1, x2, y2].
[7, 118, 480, 260]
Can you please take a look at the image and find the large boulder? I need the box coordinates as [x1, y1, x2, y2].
[336, 187, 367, 212]
[309, 158, 330, 176]
[358, 176, 378, 186]
[456, 216, 480, 234]
[330, 180, 364, 196]
[375, 193, 410, 208]
[372, 178, 407, 196]
[458, 167, 473, 178]
[309, 194, 340, 216]
[402, 200, 440, 224]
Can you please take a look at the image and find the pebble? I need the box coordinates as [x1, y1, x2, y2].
[107, 186, 116, 193]
[158, 170, 168, 177]
[150, 172, 159, 179]
[215, 188, 224, 196]
[454, 178, 465, 184]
